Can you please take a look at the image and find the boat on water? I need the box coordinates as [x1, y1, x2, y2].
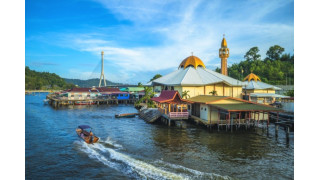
[75, 125, 99, 144]
[115, 113, 138, 118]
[74, 101, 96, 105]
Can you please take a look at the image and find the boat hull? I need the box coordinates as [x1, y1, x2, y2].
[76, 128, 99, 144]
[115, 113, 137, 118]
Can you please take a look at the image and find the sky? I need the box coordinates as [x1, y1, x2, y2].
[25, 0, 294, 84]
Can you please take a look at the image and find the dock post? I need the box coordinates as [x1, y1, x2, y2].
[168, 119, 171, 127]
[267, 112, 270, 129]
[231, 117, 233, 132]
[286, 126, 290, 142]
[275, 124, 279, 137]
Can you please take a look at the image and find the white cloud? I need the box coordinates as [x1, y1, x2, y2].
[45, 0, 293, 83]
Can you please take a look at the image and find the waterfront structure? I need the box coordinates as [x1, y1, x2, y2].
[242, 73, 288, 104]
[64, 87, 121, 100]
[151, 90, 191, 120]
[120, 87, 144, 93]
[186, 95, 282, 129]
[149, 55, 245, 98]
[46, 87, 138, 107]
[99, 51, 107, 87]
[219, 35, 229, 76]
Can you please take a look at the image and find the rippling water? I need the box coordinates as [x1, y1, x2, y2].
[26, 93, 294, 179]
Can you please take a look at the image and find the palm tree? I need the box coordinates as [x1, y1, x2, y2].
[209, 90, 217, 96]
[182, 90, 190, 99]
[136, 87, 155, 108]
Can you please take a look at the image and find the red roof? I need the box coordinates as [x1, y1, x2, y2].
[69, 87, 120, 93]
[151, 90, 191, 103]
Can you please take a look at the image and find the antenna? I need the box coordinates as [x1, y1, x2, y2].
[99, 51, 107, 87]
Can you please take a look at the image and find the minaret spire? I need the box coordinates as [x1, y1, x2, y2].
[99, 51, 107, 87]
[219, 34, 229, 76]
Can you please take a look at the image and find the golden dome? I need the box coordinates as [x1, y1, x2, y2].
[243, 73, 261, 82]
[221, 37, 227, 47]
[179, 55, 206, 69]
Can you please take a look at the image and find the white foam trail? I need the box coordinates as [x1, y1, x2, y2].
[102, 137, 123, 149]
[91, 144, 185, 179]
[76, 141, 120, 169]
[153, 160, 232, 180]
[76, 141, 231, 180]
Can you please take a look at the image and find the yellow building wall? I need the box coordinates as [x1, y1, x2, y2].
[181, 86, 204, 98]
[251, 112, 268, 120]
[174, 86, 183, 97]
[204, 86, 214, 95]
[208, 108, 219, 124]
[176, 84, 243, 98]
[246, 89, 275, 94]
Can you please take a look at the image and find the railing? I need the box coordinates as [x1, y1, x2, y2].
[169, 112, 189, 119]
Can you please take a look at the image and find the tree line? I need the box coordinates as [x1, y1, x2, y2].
[25, 66, 75, 90]
[216, 45, 294, 85]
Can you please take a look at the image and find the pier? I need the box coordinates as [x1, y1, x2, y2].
[46, 94, 138, 108]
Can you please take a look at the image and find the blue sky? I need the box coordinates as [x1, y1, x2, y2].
[25, 0, 294, 84]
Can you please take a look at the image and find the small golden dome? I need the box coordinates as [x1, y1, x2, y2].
[243, 73, 261, 82]
[179, 55, 206, 69]
[221, 37, 227, 47]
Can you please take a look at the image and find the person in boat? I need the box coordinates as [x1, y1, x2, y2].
[89, 131, 94, 143]
[80, 129, 84, 138]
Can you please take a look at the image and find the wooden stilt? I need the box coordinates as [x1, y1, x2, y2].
[218, 110, 220, 132]
[267, 112, 270, 128]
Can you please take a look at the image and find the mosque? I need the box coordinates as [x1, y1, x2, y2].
[149, 35, 283, 101]
[150, 36, 245, 99]
[149, 36, 285, 127]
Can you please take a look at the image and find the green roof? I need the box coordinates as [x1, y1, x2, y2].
[120, 87, 144, 92]
[211, 103, 282, 111]
[187, 95, 228, 103]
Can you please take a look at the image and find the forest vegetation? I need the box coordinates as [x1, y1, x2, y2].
[215, 45, 294, 85]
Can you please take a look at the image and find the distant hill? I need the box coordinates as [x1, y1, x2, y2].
[25, 66, 75, 90]
[64, 78, 123, 87]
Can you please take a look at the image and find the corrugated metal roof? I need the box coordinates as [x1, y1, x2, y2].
[211, 103, 281, 111]
[249, 93, 290, 98]
[187, 95, 228, 103]
[243, 81, 281, 90]
[152, 67, 245, 86]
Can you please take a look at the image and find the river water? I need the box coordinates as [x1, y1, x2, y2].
[26, 93, 294, 179]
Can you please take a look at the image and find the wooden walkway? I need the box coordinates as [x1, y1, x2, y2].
[46, 95, 137, 108]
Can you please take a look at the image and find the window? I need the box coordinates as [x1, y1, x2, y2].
[204, 108, 206, 111]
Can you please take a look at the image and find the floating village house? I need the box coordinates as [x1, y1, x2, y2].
[151, 90, 191, 120]
[242, 73, 289, 105]
[148, 36, 283, 128]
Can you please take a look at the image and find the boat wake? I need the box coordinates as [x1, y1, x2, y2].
[75, 138, 232, 180]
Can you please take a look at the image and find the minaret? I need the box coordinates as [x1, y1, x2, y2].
[219, 34, 229, 76]
[99, 51, 107, 87]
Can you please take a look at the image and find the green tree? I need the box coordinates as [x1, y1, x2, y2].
[25, 66, 75, 90]
[136, 87, 156, 108]
[285, 90, 294, 97]
[137, 82, 143, 87]
[266, 45, 285, 61]
[209, 90, 217, 96]
[244, 47, 261, 61]
[182, 90, 190, 99]
[150, 74, 162, 82]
